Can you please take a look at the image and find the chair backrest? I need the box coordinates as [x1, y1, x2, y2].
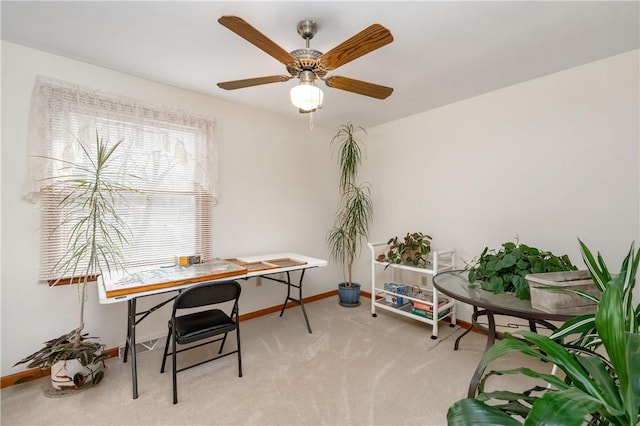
[174, 280, 241, 311]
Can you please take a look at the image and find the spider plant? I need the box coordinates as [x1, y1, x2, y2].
[15, 131, 138, 373]
[327, 123, 373, 288]
[447, 240, 640, 425]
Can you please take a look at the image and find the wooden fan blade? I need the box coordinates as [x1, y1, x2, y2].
[318, 23, 393, 71]
[324, 76, 393, 99]
[217, 75, 292, 90]
[218, 16, 297, 66]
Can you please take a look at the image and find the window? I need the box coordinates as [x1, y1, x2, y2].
[26, 77, 217, 281]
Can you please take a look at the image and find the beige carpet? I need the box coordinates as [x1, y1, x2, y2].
[1, 296, 546, 425]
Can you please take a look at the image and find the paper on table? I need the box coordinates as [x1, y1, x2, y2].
[103, 259, 247, 297]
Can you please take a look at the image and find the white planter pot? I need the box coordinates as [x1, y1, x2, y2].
[526, 270, 600, 314]
[50, 358, 106, 390]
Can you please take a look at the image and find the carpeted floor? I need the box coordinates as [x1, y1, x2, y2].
[1, 296, 547, 425]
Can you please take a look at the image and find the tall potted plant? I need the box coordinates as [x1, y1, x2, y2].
[327, 123, 373, 307]
[15, 130, 138, 392]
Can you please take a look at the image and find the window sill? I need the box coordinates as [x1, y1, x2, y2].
[47, 275, 99, 286]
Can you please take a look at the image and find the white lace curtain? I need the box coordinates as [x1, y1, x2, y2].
[24, 76, 218, 203]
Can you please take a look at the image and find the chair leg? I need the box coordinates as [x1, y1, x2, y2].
[236, 327, 242, 377]
[172, 332, 178, 404]
[218, 332, 228, 354]
[160, 328, 171, 373]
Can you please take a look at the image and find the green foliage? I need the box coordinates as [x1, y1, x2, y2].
[384, 232, 432, 267]
[549, 238, 640, 353]
[91, 369, 105, 385]
[467, 240, 577, 300]
[50, 131, 136, 286]
[332, 123, 364, 194]
[46, 131, 139, 347]
[17, 130, 139, 379]
[13, 329, 108, 390]
[448, 398, 522, 425]
[447, 241, 640, 426]
[327, 124, 373, 287]
[13, 329, 107, 370]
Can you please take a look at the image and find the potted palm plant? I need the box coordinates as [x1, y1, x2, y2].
[14, 130, 138, 393]
[327, 123, 373, 307]
[447, 239, 640, 425]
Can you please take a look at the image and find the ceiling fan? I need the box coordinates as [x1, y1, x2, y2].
[217, 15, 394, 113]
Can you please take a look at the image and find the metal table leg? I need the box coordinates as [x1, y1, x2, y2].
[454, 306, 480, 350]
[467, 310, 496, 398]
[124, 298, 139, 399]
[122, 294, 177, 399]
[279, 270, 312, 333]
[459, 312, 560, 398]
[265, 269, 312, 333]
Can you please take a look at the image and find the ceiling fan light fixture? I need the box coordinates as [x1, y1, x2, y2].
[290, 81, 324, 112]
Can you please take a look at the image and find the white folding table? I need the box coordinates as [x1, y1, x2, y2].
[98, 253, 327, 399]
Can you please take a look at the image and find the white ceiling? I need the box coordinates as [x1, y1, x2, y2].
[2, 1, 639, 130]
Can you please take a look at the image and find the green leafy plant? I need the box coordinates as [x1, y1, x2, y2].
[327, 123, 373, 288]
[15, 131, 138, 379]
[383, 232, 432, 267]
[14, 330, 107, 386]
[447, 240, 640, 425]
[467, 240, 577, 300]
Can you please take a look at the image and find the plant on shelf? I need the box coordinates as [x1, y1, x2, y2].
[466, 239, 577, 300]
[15, 130, 139, 391]
[383, 232, 432, 267]
[447, 240, 640, 426]
[327, 123, 373, 307]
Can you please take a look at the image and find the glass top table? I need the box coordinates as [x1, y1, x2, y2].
[432, 270, 592, 321]
[433, 270, 594, 397]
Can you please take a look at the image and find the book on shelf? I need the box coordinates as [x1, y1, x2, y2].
[411, 306, 451, 319]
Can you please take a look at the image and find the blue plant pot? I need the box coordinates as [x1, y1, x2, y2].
[338, 282, 361, 307]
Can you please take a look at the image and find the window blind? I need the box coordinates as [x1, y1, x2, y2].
[26, 77, 217, 281]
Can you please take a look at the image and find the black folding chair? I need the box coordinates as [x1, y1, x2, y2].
[160, 280, 242, 404]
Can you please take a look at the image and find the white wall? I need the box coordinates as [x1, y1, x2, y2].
[1, 41, 341, 376]
[2, 41, 639, 377]
[359, 50, 640, 319]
